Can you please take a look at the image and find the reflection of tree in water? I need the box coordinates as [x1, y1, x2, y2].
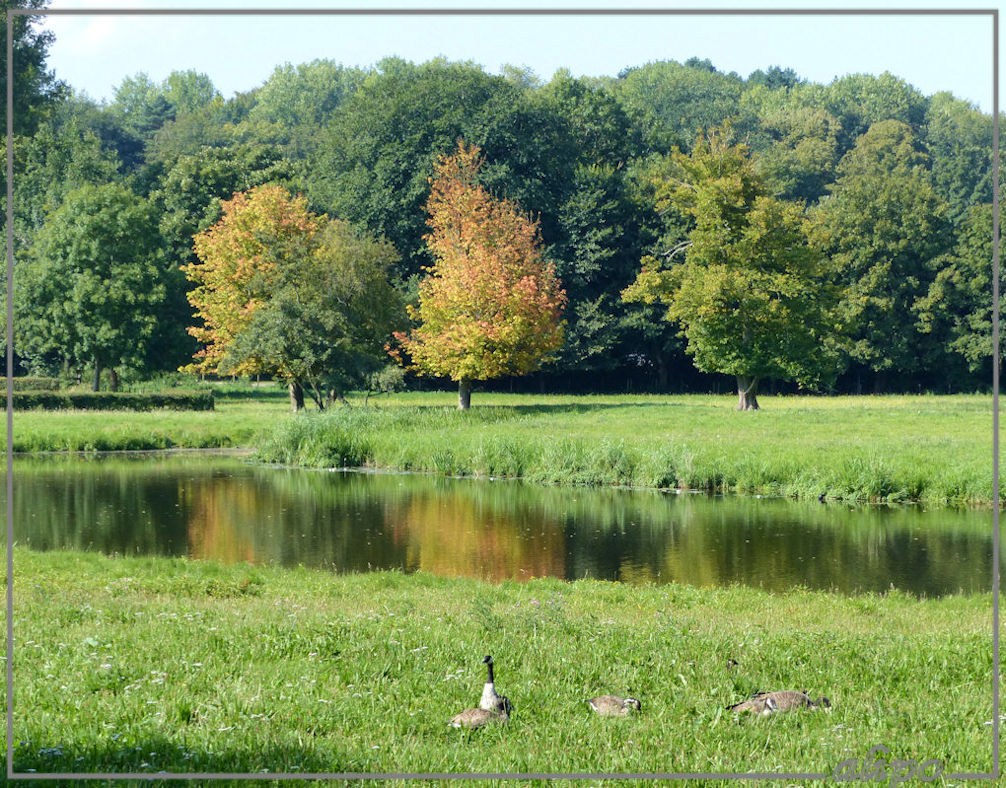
[184, 477, 257, 565]
[10, 455, 996, 595]
[12, 454, 192, 556]
[396, 485, 567, 581]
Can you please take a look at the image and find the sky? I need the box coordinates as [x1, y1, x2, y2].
[34, 0, 998, 114]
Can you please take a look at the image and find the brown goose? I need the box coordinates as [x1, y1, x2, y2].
[588, 695, 641, 717]
[449, 655, 514, 729]
[729, 690, 831, 714]
[449, 702, 511, 729]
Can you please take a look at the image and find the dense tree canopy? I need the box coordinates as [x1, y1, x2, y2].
[11, 40, 1003, 396]
[3, 0, 65, 135]
[808, 120, 953, 387]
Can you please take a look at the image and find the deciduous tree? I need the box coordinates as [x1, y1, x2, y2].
[622, 128, 841, 409]
[184, 184, 401, 411]
[394, 142, 566, 409]
[808, 120, 952, 389]
[224, 220, 403, 410]
[18, 183, 166, 389]
[183, 184, 323, 384]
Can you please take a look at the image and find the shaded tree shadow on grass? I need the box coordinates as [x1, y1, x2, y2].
[10, 735, 373, 785]
[387, 401, 707, 421]
[211, 387, 291, 402]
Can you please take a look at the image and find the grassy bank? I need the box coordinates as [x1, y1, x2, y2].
[257, 392, 996, 505]
[8, 549, 992, 781]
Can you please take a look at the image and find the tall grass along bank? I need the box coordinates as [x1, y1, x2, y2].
[256, 393, 996, 505]
[9, 549, 992, 779]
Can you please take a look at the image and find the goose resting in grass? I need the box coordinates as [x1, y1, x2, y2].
[449, 700, 512, 729]
[729, 690, 831, 714]
[449, 655, 513, 729]
[479, 655, 511, 713]
[588, 695, 641, 717]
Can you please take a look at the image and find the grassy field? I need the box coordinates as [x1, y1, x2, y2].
[5, 383, 292, 452]
[258, 391, 997, 505]
[7, 548, 993, 783]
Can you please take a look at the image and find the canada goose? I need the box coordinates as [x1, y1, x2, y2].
[588, 695, 641, 717]
[479, 655, 511, 713]
[727, 695, 777, 715]
[449, 702, 511, 729]
[729, 690, 831, 714]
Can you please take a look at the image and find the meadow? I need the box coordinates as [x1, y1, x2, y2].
[7, 548, 992, 783]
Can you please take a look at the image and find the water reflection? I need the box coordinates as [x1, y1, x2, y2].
[9, 453, 995, 595]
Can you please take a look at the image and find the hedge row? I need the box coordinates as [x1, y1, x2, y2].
[12, 391, 214, 411]
[1, 377, 61, 391]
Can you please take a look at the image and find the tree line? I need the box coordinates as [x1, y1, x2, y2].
[7, 6, 1002, 399]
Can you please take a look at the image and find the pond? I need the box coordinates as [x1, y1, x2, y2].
[10, 452, 995, 596]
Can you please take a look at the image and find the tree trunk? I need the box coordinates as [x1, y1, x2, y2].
[289, 380, 304, 412]
[655, 352, 669, 392]
[92, 360, 101, 392]
[109, 368, 119, 393]
[736, 375, 760, 410]
[458, 378, 471, 410]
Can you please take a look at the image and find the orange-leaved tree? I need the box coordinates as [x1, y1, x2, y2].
[184, 184, 322, 374]
[182, 184, 323, 403]
[394, 142, 566, 409]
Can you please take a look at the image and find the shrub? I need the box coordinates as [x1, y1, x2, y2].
[1, 377, 60, 391]
[13, 391, 214, 411]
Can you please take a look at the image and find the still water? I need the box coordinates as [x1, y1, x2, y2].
[10, 452, 995, 596]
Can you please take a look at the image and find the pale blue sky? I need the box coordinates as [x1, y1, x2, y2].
[38, 0, 997, 113]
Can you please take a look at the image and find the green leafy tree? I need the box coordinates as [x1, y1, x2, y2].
[112, 73, 176, 140]
[915, 203, 1000, 383]
[808, 119, 952, 388]
[311, 58, 568, 280]
[163, 70, 218, 116]
[737, 85, 840, 204]
[18, 183, 166, 389]
[11, 111, 119, 245]
[924, 92, 996, 225]
[623, 128, 841, 409]
[614, 60, 744, 152]
[394, 143, 567, 409]
[3, 0, 65, 136]
[250, 59, 365, 128]
[816, 72, 928, 154]
[224, 219, 404, 410]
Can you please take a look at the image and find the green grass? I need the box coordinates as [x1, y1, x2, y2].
[8, 549, 993, 782]
[6, 382, 291, 452]
[8, 387, 1001, 505]
[257, 392, 998, 505]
